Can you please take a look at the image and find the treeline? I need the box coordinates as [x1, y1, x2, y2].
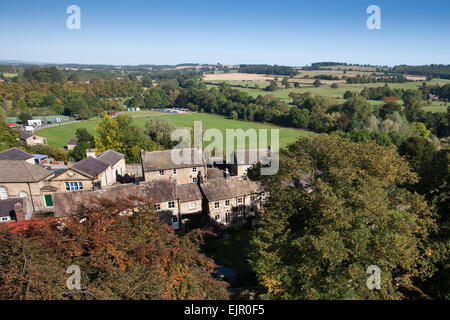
[23, 67, 67, 83]
[305, 62, 383, 70]
[392, 64, 450, 79]
[239, 64, 296, 76]
[346, 75, 408, 84]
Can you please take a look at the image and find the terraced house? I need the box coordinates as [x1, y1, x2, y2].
[140, 148, 207, 185]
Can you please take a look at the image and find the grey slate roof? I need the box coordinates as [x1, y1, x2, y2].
[97, 149, 125, 166]
[67, 138, 79, 145]
[72, 157, 110, 177]
[176, 183, 203, 202]
[0, 198, 24, 218]
[0, 147, 34, 161]
[0, 160, 54, 183]
[201, 177, 263, 202]
[141, 148, 205, 171]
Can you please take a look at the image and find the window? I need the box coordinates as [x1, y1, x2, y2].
[168, 201, 175, 209]
[78, 182, 83, 189]
[225, 200, 230, 206]
[225, 212, 231, 223]
[1, 217, 9, 222]
[215, 214, 220, 221]
[155, 204, 161, 211]
[250, 206, 255, 213]
[214, 202, 220, 209]
[192, 167, 197, 173]
[189, 202, 196, 209]
[192, 177, 198, 183]
[250, 195, 256, 201]
[173, 169, 177, 175]
[237, 197, 243, 204]
[44, 194, 53, 207]
[69, 182, 79, 190]
[19, 191, 28, 199]
[65, 182, 70, 191]
[172, 216, 178, 223]
[0, 187, 8, 200]
[159, 170, 165, 176]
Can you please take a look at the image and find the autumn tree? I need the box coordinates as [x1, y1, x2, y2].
[144, 117, 176, 149]
[249, 135, 435, 299]
[0, 197, 229, 300]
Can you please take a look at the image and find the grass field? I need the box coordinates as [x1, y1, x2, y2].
[37, 111, 314, 151]
[206, 78, 450, 111]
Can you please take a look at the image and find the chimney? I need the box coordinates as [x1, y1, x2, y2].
[13, 202, 25, 221]
[224, 167, 229, 179]
[197, 171, 204, 185]
[86, 148, 96, 158]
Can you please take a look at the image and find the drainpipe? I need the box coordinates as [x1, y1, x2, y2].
[27, 182, 36, 213]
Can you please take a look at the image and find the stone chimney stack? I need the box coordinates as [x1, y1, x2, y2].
[13, 202, 25, 221]
[224, 167, 229, 179]
[86, 148, 96, 158]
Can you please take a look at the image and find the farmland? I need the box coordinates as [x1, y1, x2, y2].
[204, 77, 450, 110]
[36, 111, 314, 150]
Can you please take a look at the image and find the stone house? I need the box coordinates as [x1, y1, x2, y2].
[0, 160, 55, 216]
[66, 138, 79, 151]
[17, 130, 47, 146]
[96, 149, 126, 182]
[140, 148, 207, 185]
[0, 147, 35, 164]
[72, 155, 120, 188]
[230, 149, 271, 177]
[200, 176, 264, 226]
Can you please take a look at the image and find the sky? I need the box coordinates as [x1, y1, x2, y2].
[0, 0, 449, 66]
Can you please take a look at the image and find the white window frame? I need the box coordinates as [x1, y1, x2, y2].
[173, 169, 177, 175]
[237, 197, 243, 204]
[192, 167, 197, 173]
[168, 201, 175, 209]
[225, 200, 230, 206]
[0, 187, 9, 200]
[214, 202, 220, 209]
[159, 170, 165, 176]
[155, 204, 161, 211]
[192, 177, 198, 183]
[189, 202, 196, 209]
[215, 214, 220, 221]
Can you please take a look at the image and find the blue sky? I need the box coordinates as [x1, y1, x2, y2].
[0, 0, 449, 66]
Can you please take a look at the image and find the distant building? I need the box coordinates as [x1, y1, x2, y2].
[0, 198, 26, 223]
[27, 119, 42, 126]
[140, 148, 207, 185]
[66, 138, 79, 151]
[429, 93, 439, 101]
[96, 149, 126, 179]
[17, 129, 47, 146]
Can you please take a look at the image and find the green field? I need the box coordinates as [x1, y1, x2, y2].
[37, 111, 314, 151]
[205, 78, 450, 112]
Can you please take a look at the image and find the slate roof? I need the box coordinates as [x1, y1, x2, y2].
[201, 177, 263, 202]
[176, 183, 203, 202]
[0, 160, 54, 183]
[232, 149, 271, 165]
[97, 149, 125, 166]
[17, 130, 34, 140]
[52, 180, 178, 218]
[67, 138, 79, 145]
[0, 147, 34, 161]
[0, 198, 24, 218]
[141, 148, 205, 171]
[72, 157, 110, 177]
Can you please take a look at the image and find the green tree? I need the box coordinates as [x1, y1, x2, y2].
[75, 128, 95, 148]
[95, 112, 157, 163]
[250, 135, 435, 299]
[313, 79, 322, 87]
[144, 117, 176, 149]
